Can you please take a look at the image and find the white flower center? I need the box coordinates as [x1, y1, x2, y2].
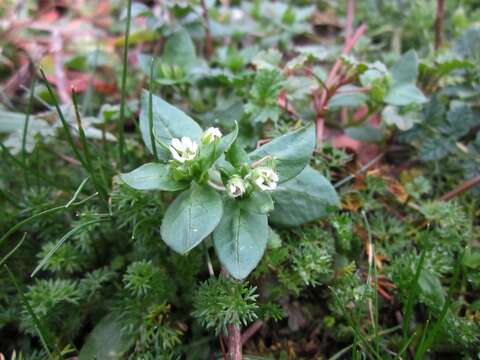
[252, 167, 279, 191]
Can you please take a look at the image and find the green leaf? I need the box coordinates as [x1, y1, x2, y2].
[418, 269, 445, 307]
[248, 124, 315, 183]
[391, 50, 419, 86]
[238, 191, 274, 214]
[226, 141, 249, 168]
[344, 125, 383, 142]
[382, 105, 421, 131]
[213, 200, 268, 280]
[120, 163, 187, 191]
[139, 90, 202, 159]
[270, 166, 339, 226]
[419, 137, 455, 161]
[160, 183, 223, 254]
[385, 84, 427, 106]
[79, 314, 133, 360]
[328, 89, 368, 109]
[162, 28, 197, 72]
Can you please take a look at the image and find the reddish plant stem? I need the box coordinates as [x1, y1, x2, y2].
[200, 0, 214, 59]
[227, 324, 242, 360]
[313, 22, 367, 141]
[241, 319, 264, 345]
[434, 0, 445, 50]
[345, 0, 355, 42]
[440, 175, 480, 201]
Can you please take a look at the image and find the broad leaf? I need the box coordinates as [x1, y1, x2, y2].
[139, 90, 202, 159]
[226, 141, 249, 168]
[248, 124, 315, 183]
[120, 163, 187, 191]
[270, 166, 339, 226]
[385, 84, 427, 106]
[163, 28, 197, 72]
[382, 105, 421, 131]
[390, 50, 419, 85]
[344, 125, 383, 142]
[328, 89, 368, 109]
[238, 191, 274, 214]
[214, 200, 268, 280]
[161, 183, 223, 254]
[79, 315, 132, 360]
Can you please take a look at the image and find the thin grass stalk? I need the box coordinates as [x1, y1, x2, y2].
[149, 58, 159, 160]
[402, 250, 426, 340]
[71, 89, 109, 201]
[39, 69, 87, 168]
[117, 0, 133, 169]
[4, 265, 60, 359]
[0, 191, 98, 247]
[22, 73, 36, 185]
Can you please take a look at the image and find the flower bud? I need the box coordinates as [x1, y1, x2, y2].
[226, 176, 246, 198]
[201, 127, 222, 144]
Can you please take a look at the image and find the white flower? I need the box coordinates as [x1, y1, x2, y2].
[227, 177, 246, 198]
[201, 127, 222, 144]
[251, 167, 279, 191]
[169, 137, 198, 163]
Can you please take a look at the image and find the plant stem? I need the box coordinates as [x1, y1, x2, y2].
[434, 0, 445, 50]
[200, 0, 214, 59]
[118, 0, 133, 169]
[227, 324, 242, 360]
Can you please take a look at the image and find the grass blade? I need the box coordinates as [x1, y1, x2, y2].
[31, 218, 107, 277]
[4, 264, 60, 359]
[149, 58, 158, 161]
[22, 74, 36, 172]
[0, 191, 98, 247]
[71, 89, 108, 201]
[117, 0, 133, 169]
[413, 252, 463, 359]
[402, 250, 426, 340]
[0, 233, 27, 267]
[39, 69, 87, 169]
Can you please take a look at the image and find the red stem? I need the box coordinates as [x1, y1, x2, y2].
[241, 319, 264, 345]
[227, 324, 242, 360]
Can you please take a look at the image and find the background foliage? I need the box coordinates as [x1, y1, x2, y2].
[0, 0, 479, 359]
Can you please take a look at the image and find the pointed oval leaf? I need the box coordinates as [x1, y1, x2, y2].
[140, 90, 202, 159]
[270, 166, 340, 226]
[214, 200, 268, 280]
[161, 183, 223, 254]
[390, 50, 419, 86]
[79, 315, 133, 360]
[385, 84, 427, 106]
[248, 124, 315, 183]
[120, 163, 187, 191]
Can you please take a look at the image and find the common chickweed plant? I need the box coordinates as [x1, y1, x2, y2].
[1, 1, 480, 359]
[120, 96, 338, 280]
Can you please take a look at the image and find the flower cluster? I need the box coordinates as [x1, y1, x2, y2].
[168, 127, 278, 199]
[226, 167, 278, 198]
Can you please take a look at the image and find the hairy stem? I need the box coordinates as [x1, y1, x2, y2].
[227, 324, 242, 360]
